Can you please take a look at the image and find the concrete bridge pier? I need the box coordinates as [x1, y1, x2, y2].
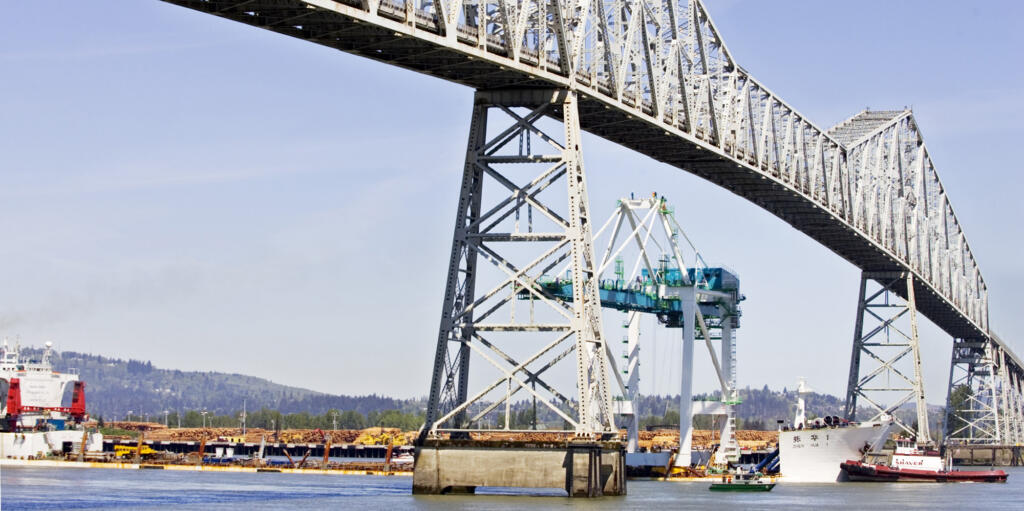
[412, 440, 626, 497]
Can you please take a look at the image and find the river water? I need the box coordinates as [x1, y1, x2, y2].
[3, 465, 1022, 509]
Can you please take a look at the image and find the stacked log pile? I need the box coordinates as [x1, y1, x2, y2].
[639, 429, 778, 450]
[466, 431, 573, 443]
[137, 426, 409, 445]
[106, 421, 167, 432]
[108, 422, 777, 449]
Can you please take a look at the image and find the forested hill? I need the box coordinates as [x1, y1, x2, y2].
[635, 385, 849, 430]
[24, 348, 421, 420]
[640, 386, 942, 433]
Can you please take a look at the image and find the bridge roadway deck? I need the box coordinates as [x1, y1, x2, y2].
[160, 0, 1016, 368]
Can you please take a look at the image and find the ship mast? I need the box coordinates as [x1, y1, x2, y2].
[795, 378, 813, 428]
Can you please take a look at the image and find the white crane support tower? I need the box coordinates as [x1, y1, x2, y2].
[585, 195, 743, 467]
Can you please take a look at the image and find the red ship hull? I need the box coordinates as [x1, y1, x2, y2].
[840, 460, 1007, 483]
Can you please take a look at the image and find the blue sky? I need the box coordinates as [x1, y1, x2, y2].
[1, 1, 1022, 408]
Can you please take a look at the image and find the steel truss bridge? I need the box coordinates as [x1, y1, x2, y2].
[163, 0, 1024, 446]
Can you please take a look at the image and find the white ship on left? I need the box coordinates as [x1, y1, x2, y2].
[1, 339, 103, 460]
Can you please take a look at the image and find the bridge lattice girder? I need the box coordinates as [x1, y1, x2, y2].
[159, 0, 1019, 372]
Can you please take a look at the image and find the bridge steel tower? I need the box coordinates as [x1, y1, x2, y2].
[415, 89, 625, 496]
[844, 271, 929, 444]
[422, 88, 614, 438]
[945, 336, 1024, 448]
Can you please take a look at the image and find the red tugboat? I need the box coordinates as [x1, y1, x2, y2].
[840, 438, 1007, 483]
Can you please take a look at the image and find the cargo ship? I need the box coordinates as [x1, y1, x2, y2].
[1, 340, 103, 459]
[777, 379, 894, 482]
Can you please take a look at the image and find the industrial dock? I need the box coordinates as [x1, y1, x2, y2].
[3, 421, 777, 476]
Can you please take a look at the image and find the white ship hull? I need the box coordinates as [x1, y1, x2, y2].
[0, 430, 103, 460]
[778, 422, 893, 483]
